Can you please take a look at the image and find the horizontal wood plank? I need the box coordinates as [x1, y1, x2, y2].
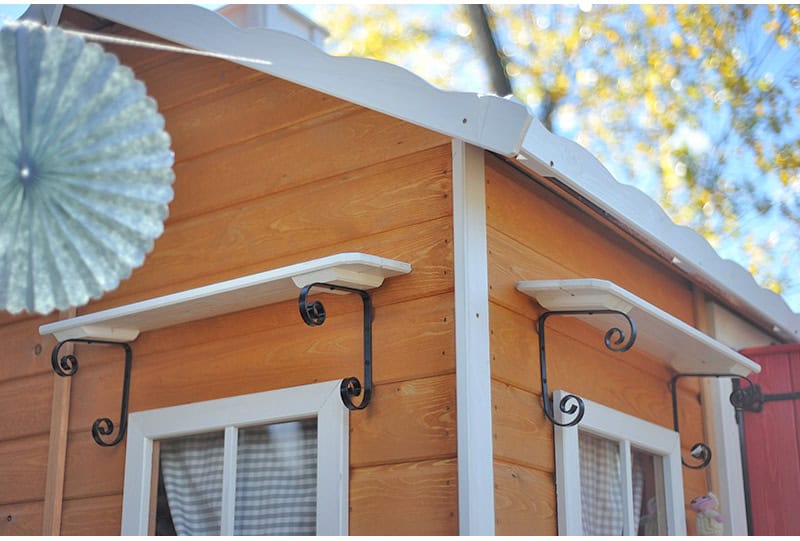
[0, 435, 49, 505]
[164, 76, 354, 163]
[350, 458, 458, 535]
[61, 495, 122, 536]
[494, 459, 557, 535]
[83, 148, 452, 309]
[63, 431, 126, 501]
[0, 373, 53, 441]
[82, 213, 453, 315]
[0, 500, 43, 536]
[67, 293, 455, 436]
[166, 113, 449, 224]
[491, 379, 554, 472]
[351, 374, 456, 467]
[485, 156, 695, 325]
[0, 314, 58, 382]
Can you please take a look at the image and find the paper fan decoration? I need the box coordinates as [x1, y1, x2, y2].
[0, 21, 175, 314]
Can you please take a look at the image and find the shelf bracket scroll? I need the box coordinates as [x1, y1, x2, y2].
[537, 309, 637, 427]
[51, 338, 132, 447]
[669, 373, 762, 469]
[298, 282, 373, 410]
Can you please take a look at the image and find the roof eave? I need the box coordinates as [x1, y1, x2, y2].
[517, 118, 800, 343]
[66, 3, 532, 157]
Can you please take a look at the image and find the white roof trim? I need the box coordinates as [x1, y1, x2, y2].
[517, 119, 800, 342]
[66, 3, 532, 156]
[56, 4, 799, 342]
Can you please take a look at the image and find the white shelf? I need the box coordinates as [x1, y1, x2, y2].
[40, 253, 411, 342]
[516, 279, 761, 377]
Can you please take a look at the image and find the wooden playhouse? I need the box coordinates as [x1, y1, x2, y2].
[2, 4, 798, 536]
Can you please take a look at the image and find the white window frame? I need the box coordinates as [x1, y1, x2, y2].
[553, 389, 686, 536]
[120, 380, 349, 535]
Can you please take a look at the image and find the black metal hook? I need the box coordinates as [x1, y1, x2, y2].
[298, 282, 373, 410]
[669, 372, 762, 469]
[537, 309, 637, 427]
[51, 338, 132, 447]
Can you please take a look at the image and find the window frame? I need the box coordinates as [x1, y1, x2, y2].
[120, 380, 349, 535]
[553, 389, 686, 536]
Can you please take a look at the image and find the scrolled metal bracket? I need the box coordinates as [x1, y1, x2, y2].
[51, 338, 132, 447]
[298, 282, 373, 410]
[537, 309, 637, 427]
[669, 373, 762, 469]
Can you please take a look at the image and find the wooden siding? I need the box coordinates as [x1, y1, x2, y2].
[0, 12, 456, 534]
[485, 155, 709, 535]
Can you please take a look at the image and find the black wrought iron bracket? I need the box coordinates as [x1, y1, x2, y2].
[537, 309, 637, 427]
[669, 373, 762, 469]
[298, 282, 373, 410]
[51, 338, 132, 447]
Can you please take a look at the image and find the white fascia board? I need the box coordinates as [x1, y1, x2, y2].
[517, 117, 800, 343]
[67, 4, 532, 157]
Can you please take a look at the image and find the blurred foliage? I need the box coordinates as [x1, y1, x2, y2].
[310, 4, 800, 301]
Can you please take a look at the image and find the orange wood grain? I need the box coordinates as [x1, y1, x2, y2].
[60, 495, 122, 536]
[0, 314, 58, 382]
[67, 293, 454, 439]
[351, 374, 456, 468]
[485, 155, 695, 326]
[0, 435, 48, 506]
[491, 379, 554, 472]
[81, 213, 453, 315]
[0, 373, 53, 441]
[349, 458, 458, 535]
[494, 459, 557, 535]
[0, 500, 44, 536]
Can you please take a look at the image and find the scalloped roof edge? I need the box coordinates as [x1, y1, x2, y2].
[50, 3, 799, 342]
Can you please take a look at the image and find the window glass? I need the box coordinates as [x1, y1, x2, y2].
[579, 431, 623, 535]
[633, 447, 665, 536]
[122, 381, 348, 535]
[234, 420, 318, 535]
[158, 431, 225, 535]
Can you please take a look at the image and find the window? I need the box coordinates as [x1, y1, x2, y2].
[121, 380, 349, 535]
[553, 390, 686, 536]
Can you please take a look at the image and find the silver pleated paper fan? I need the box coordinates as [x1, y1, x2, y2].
[0, 21, 175, 314]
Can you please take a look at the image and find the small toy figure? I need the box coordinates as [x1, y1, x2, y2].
[690, 492, 723, 535]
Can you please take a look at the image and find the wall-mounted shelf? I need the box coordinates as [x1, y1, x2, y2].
[40, 253, 411, 342]
[517, 279, 761, 377]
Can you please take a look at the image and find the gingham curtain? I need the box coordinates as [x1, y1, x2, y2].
[578, 431, 646, 535]
[159, 419, 318, 535]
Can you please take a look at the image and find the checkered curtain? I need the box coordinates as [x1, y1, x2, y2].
[578, 431, 645, 535]
[159, 419, 318, 535]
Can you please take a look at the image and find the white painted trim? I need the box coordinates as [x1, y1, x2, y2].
[68, 4, 531, 156]
[702, 302, 774, 536]
[220, 426, 238, 536]
[553, 390, 686, 536]
[452, 140, 494, 534]
[120, 380, 348, 535]
[517, 279, 761, 376]
[39, 252, 410, 342]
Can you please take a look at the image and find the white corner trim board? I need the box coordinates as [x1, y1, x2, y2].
[67, 3, 532, 157]
[517, 278, 761, 376]
[517, 119, 800, 343]
[39, 252, 411, 342]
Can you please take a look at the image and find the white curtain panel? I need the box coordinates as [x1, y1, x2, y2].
[159, 419, 318, 536]
[578, 431, 646, 535]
